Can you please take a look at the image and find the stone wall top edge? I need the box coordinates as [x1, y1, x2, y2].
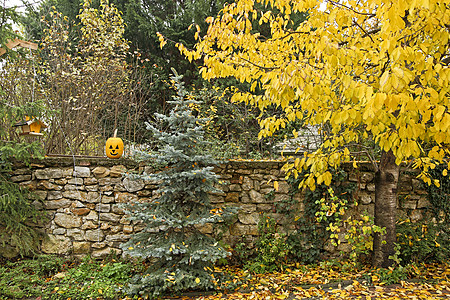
[11, 157, 413, 173]
[13, 156, 140, 169]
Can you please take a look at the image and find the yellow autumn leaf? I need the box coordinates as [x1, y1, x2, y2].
[195, 277, 200, 283]
[273, 181, 279, 191]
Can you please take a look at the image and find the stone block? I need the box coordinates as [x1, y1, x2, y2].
[229, 184, 242, 192]
[402, 200, 417, 210]
[47, 191, 63, 200]
[81, 220, 98, 230]
[105, 234, 128, 243]
[110, 165, 126, 177]
[71, 207, 90, 216]
[277, 181, 290, 194]
[73, 241, 91, 254]
[93, 166, 110, 178]
[410, 210, 423, 222]
[54, 179, 67, 185]
[240, 204, 257, 213]
[85, 229, 105, 242]
[85, 211, 98, 221]
[236, 169, 252, 175]
[230, 223, 247, 236]
[35, 168, 63, 180]
[398, 176, 413, 191]
[417, 198, 430, 209]
[63, 190, 87, 201]
[45, 199, 71, 210]
[100, 185, 114, 192]
[111, 205, 125, 215]
[101, 196, 115, 204]
[238, 212, 259, 225]
[210, 195, 225, 203]
[366, 183, 375, 192]
[54, 213, 82, 228]
[123, 225, 133, 234]
[34, 190, 48, 200]
[53, 228, 66, 235]
[249, 190, 266, 203]
[13, 168, 31, 175]
[274, 194, 289, 203]
[92, 242, 107, 249]
[84, 177, 98, 185]
[196, 223, 213, 234]
[38, 180, 63, 191]
[242, 177, 253, 191]
[120, 216, 131, 225]
[32, 200, 44, 210]
[358, 204, 374, 216]
[64, 184, 85, 191]
[98, 178, 111, 186]
[67, 228, 84, 240]
[68, 178, 84, 185]
[240, 192, 251, 203]
[19, 181, 37, 190]
[100, 213, 122, 223]
[73, 166, 90, 178]
[123, 177, 145, 192]
[96, 203, 111, 213]
[85, 192, 101, 203]
[110, 225, 122, 234]
[115, 192, 138, 203]
[10, 174, 31, 182]
[62, 168, 73, 177]
[225, 192, 240, 203]
[91, 247, 122, 259]
[359, 192, 374, 205]
[114, 183, 127, 192]
[41, 234, 72, 255]
[85, 185, 99, 192]
[360, 172, 374, 183]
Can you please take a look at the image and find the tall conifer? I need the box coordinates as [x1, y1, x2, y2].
[122, 70, 234, 298]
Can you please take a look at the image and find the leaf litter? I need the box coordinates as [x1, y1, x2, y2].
[172, 263, 450, 300]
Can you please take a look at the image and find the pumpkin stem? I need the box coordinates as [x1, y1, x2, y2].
[113, 129, 118, 138]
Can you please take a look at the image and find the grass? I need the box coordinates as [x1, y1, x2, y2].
[0, 254, 143, 299]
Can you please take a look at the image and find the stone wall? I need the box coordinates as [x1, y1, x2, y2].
[4, 157, 431, 258]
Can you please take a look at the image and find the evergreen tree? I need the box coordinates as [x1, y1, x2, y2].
[121, 70, 235, 298]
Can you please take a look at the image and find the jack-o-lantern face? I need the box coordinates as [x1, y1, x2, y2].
[105, 130, 124, 159]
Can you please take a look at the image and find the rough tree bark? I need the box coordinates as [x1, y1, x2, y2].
[373, 149, 400, 268]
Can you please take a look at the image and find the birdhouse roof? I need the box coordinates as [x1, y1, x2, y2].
[13, 118, 48, 128]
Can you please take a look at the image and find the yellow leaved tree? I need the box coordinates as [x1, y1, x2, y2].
[165, 0, 450, 267]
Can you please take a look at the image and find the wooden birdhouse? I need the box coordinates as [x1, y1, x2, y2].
[13, 116, 47, 136]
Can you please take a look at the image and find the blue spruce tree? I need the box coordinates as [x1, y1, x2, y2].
[122, 70, 235, 298]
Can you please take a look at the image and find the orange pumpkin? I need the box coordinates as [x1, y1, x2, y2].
[105, 129, 124, 159]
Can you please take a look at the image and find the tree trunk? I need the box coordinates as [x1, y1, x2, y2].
[372, 150, 400, 268]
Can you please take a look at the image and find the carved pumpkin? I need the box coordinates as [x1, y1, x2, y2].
[105, 129, 124, 159]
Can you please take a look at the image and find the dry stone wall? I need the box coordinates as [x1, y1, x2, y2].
[5, 157, 431, 258]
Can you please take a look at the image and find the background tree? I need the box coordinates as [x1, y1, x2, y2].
[0, 2, 47, 257]
[175, 0, 450, 267]
[38, 0, 144, 155]
[122, 71, 235, 298]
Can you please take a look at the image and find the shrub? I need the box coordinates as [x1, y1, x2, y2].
[396, 220, 450, 264]
[244, 215, 290, 273]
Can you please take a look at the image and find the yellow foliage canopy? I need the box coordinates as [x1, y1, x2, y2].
[169, 0, 450, 189]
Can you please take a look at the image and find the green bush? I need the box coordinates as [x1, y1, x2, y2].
[0, 176, 45, 257]
[244, 215, 290, 273]
[396, 220, 450, 264]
